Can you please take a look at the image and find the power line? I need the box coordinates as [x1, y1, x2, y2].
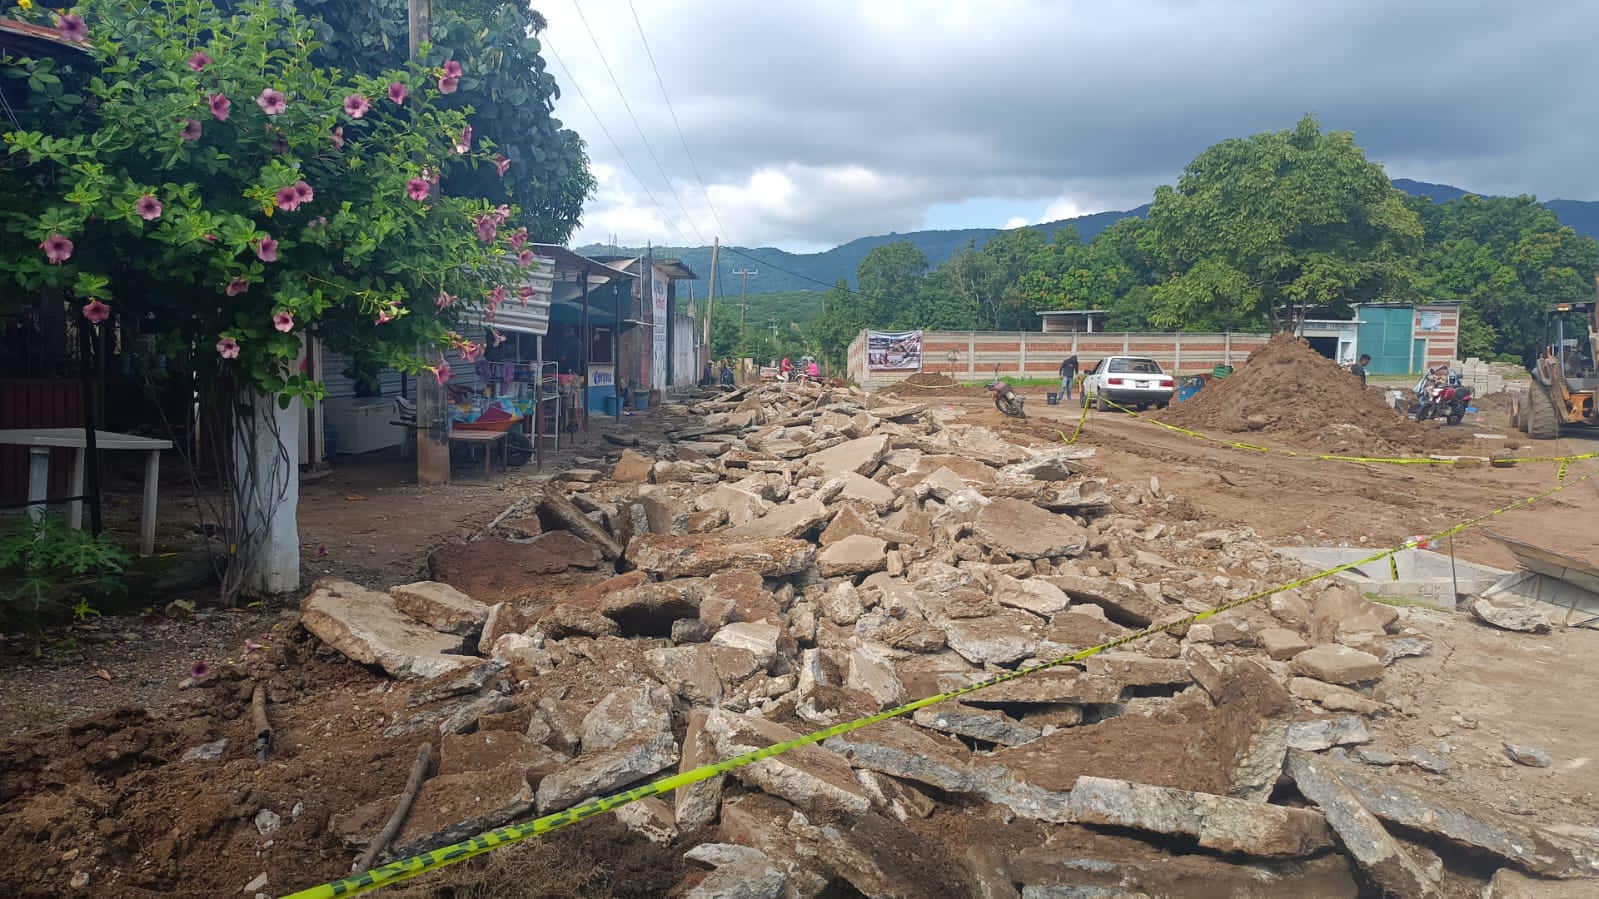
[544, 37, 697, 247]
[723, 244, 858, 294]
[626, 0, 728, 241]
[571, 0, 708, 246]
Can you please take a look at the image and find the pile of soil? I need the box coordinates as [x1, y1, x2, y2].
[882, 372, 961, 395]
[1161, 333, 1466, 454]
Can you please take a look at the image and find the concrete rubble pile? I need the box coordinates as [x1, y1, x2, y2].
[299, 380, 1599, 897]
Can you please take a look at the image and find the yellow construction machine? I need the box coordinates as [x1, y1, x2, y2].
[1515, 295, 1598, 440]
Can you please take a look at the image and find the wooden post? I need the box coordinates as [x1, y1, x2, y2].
[704, 238, 718, 379]
[407, 0, 430, 59]
[140, 450, 160, 556]
[26, 448, 48, 525]
[579, 269, 590, 435]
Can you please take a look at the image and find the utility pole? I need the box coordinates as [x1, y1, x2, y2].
[704, 237, 719, 375]
[733, 268, 757, 341]
[410, 0, 450, 486]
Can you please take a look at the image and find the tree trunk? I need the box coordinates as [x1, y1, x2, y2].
[233, 390, 301, 595]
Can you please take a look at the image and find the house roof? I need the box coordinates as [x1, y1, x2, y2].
[0, 19, 93, 59]
[591, 255, 699, 281]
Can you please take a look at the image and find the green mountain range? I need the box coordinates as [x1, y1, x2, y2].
[577, 180, 1598, 299]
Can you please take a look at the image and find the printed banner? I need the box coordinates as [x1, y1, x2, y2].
[866, 330, 923, 371]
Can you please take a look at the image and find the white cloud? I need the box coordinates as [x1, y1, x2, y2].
[548, 0, 1598, 250]
[1003, 216, 1031, 230]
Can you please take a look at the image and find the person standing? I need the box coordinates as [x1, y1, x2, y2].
[1058, 355, 1080, 399]
[1350, 354, 1371, 388]
[806, 358, 821, 381]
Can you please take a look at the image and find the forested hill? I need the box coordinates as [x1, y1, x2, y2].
[578, 181, 1597, 297]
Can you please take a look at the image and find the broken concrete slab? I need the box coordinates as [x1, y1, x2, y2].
[837, 470, 897, 510]
[600, 581, 703, 635]
[1046, 576, 1168, 627]
[676, 709, 723, 831]
[1290, 644, 1385, 685]
[685, 855, 787, 899]
[696, 484, 772, 527]
[727, 498, 833, 540]
[944, 611, 1042, 666]
[582, 683, 674, 753]
[1084, 654, 1192, 689]
[627, 534, 815, 578]
[390, 581, 490, 636]
[704, 710, 871, 816]
[537, 488, 624, 559]
[992, 575, 1070, 617]
[611, 448, 655, 482]
[1504, 743, 1553, 768]
[646, 645, 725, 705]
[300, 579, 477, 680]
[1259, 626, 1312, 661]
[438, 730, 567, 779]
[1287, 716, 1372, 752]
[534, 731, 679, 813]
[819, 534, 890, 578]
[1294, 751, 1590, 877]
[1469, 596, 1552, 634]
[913, 703, 1042, 746]
[1289, 677, 1386, 716]
[992, 446, 1096, 484]
[1067, 776, 1334, 857]
[536, 603, 621, 640]
[1310, 586, 1399, 644]
[1284, 750, 1440, 897]
[970, 499, 1089, 560]
[807, 434, 890, 477]
[1485, 868, 1599, 898]
[847, 644, 906, 707]
[711, 621, 782, 668]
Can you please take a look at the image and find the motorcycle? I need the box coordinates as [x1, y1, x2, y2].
[1410, 367, 1473, 425]
[990, 380, 1026, 419]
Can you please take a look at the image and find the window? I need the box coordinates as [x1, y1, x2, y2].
[1108, 357, 1161, 374]
[590, 327, 613, 364]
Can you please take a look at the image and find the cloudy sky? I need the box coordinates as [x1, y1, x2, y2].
[541, 0, 1597, 253]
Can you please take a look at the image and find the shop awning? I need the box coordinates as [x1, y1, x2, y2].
[466, 245, 635, 337]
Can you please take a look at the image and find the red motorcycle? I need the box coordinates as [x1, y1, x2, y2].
[1410, 366, 1473, 426]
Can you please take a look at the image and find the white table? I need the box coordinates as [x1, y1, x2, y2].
[0, 429, 173, 555]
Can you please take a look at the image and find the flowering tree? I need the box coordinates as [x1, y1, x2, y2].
[1, 0, 540, 595]
[1, 0, 531, 398]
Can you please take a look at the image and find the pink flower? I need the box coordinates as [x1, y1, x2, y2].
[188, 659, 212, 680]
[517, 284, 535, 303]
[494, 155, 510, 177]
[274, 186, 300, 211]
[136, 194, 162, 221]
[255, 236, 279, 262]
[443, 60, 463, 79]
[272, 310, 294, 333]
[487, 284, 507, 309]
[492, 204, 511, 224]
[406, 177, 431, 201]
[330, 125, 344, 149]
[208, 92, 230, 121]
[40, 234, 73, 264]
[256, 88, 286, 116]
[55, 14, 87, 43]
[432, 360, 452, 384]
[461, 341, 484, 362]
[82, 300, 110, 324]
[226, 277, 249, 296]
[454, 124, 473, 154]
[216, 338, 241, 359]
[375, 310, 394, 325]
[342, 94, 370, 119]
[474, 214, 497, 243]
[387, 81, 407, 105]
[517, 249, 534, 268]
[435, 291, 456, 310]
[293, 180, 313, 204]
[180, 118, 202, 141]
[310, 216, 328, 228]
[508, 228, 528, 251]
[437, 74, 459, 95]
[188, 51, 213, 72]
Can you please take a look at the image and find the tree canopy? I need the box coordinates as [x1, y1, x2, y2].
[805, 116, 1598, 369]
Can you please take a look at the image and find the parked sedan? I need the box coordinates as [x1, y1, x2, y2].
[1081, 356, 1175, 411]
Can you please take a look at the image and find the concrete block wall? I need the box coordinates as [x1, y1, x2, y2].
[849, 330, 1273, 386]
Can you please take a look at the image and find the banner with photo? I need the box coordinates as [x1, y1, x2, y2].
[866, 330, 923, 372]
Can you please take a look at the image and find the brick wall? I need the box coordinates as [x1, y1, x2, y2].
[848, 330, 1273, 385]
[1414, 305, 1461, 371]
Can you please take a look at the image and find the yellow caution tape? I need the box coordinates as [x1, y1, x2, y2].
[1062, 400, 1090, 446]
[1389, 554, 1400, 581]
[282, 467, 1597, 899]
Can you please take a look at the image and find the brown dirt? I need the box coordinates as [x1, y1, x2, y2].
[1160, 333, 1471, 455]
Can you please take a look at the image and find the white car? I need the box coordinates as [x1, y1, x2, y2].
[1081, 356, 1175, 411]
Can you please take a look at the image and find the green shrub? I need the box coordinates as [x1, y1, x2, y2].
[0, 514, 129, 642]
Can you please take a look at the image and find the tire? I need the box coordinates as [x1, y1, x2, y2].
[1515, 395, 1530, 433]
[1446, 409, 1464, 426]
[1415, 405, 1430, 423]
[1095, 393, 1109, 413]
[1526, 384, 1561, 440]
[1156, 400, 1170, 410]
[1080, 388, 1089, 409]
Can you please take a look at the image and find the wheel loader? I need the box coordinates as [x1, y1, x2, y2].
[1514, 297, 1598, 439]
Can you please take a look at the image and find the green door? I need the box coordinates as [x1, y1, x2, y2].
[1413, 339, 1427, 375]
[1357, 307, 1413, 375]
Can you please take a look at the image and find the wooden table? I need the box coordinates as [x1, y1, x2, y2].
[447, 429, 508, 479]
[0, 428, 174, 555]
